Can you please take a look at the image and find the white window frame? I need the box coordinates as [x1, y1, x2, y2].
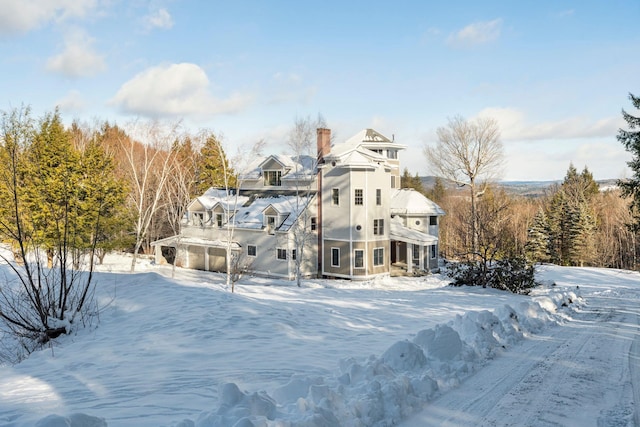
[373, 247, 384, 266]
[412, 244, 420, 261]
[247, 245, 257, 257]
[429, 216, 438, 226]
[263, 170, 282, 186]
[373, 218, 384, 235]
[431, 244, 437, 259]
[376, 188, 381, 206]
[331, 247, 340, 267]
[354, 188, 363, 206]
[216, 213, 224, 227]
[277, 248, 287, 260]
[310, 217, 317, 231]
[332, 188, 340, 206]
[354, 249, 364, 269]
[266, 215, 277, 234]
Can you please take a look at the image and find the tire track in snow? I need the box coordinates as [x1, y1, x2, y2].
[402, 292, 640, 427]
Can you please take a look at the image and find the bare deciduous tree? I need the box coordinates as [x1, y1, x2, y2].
[424, 115, 504, 258]
[119, 120, 179, 272]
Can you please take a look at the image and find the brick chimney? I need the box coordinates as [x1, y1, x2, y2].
[316, 128, 331, 161]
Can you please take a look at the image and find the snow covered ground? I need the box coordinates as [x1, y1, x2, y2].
[0, 254, 638, 426]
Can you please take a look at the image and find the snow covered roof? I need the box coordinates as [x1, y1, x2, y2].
[390, 189, 445, 216]
[233, 195, 311, 231]
[389, 217, 438, 245]
[331, 128, 406, 157]
[151, 235, 242, 250]
[240, 154, 316, 181]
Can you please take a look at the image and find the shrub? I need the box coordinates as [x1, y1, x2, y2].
[447, 257, 537, 295]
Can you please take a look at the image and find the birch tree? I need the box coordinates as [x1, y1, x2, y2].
[119, 120, 179, 272]
[197, 130, 264, 292]
[424, 115, 504, 258]
[287, 115, 327, 287]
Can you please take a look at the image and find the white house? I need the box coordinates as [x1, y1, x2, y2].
[152, 128, 445, 280]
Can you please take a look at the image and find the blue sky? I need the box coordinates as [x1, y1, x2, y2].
[1, 0, 638, 181]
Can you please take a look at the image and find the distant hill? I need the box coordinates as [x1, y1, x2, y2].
[419, 176, 619, 198]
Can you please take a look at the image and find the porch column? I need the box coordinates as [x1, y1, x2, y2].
[406, 244, 413, 273]
[204, 247, 210, 271]
[419, 245, 425, 271]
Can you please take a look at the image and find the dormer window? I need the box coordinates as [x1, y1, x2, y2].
[266, 215, 277, 234]
[263, 170, 282, 186]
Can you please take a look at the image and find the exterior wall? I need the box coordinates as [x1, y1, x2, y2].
[320, 158, 391, 279]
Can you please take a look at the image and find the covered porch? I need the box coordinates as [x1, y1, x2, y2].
[390, 221, 438, 275]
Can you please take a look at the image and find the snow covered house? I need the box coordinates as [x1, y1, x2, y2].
[152, 128, 445, 280]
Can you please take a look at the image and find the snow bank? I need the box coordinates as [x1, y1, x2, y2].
[171, 288, 581, 427]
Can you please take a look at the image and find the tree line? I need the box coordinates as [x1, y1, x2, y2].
[412, 93, 640, 286]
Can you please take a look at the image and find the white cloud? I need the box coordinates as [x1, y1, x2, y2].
[0, 0, 97, 36]
[56, 90, 86, 112]
[143, 8, 173, 31]
[46, 28, 106, 78]
[110, 63, 254, 118]
[475, 107, 622, 141]
[447, 18, 502, 48]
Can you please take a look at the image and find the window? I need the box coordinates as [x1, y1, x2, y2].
[371, 149, 383, 155]
[193, 212, 204, 226]
[431, 245, 437, 259]
[354, 189, 363, 205]
[332, 188, 340, 206]
[277, 248, 287, 260]
[373, 247, 384, 266]
[373, 219, 384, 235]
[266, 215, 277, 234]
[292, 249, 296, 260]
[387, 150, 398, 159]
[376, 189, 382, 206]
[391, 175, 397, 189]
[310, 217, 317, 231]
[331, 247, 340, 267]
[429, 216, 438, 226]
[263, 170, 282, 186]
[413, 244, 420, 260]
[354, 249, 364, 268]
[247, 245, 257, 257]
[216, 213, 223, 227]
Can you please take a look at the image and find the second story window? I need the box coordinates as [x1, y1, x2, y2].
[264, 170, 282, 186]
[332, 188, 339, 206]
[354, 189, 363, 205]
[376, 189, 381, 205]
[387, 150, 398, 159]
[266, 215, 277, 234]
[216, 213, 223, 227]
[430, 216, 438, 226]
[373, 218, 384, 235]
[310, 217, 317, 231]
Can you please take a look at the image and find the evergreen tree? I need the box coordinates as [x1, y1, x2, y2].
[400, 168, 426, 194]
[617, 93, 640, 231]
[525, 208, 549, 263]
[427, 176, 446, 203]
[195, 134, 235, 195]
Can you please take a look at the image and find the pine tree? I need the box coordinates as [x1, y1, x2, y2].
[195, 134, 235, 195]
[427, 176, 446, 203]
[525, 208, 549, 263]
[618, 93, 640, 231]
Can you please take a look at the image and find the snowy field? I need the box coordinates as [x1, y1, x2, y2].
[0, 254, 639, 426]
